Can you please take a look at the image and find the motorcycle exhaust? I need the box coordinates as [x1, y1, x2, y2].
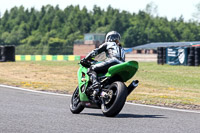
[127, 80, 139, 96]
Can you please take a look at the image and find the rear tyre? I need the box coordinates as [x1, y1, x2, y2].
[101, 81, 127, 117]
[70, 86, 84, 114]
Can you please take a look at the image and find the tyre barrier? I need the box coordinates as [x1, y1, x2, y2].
[187, 47, 195, 66]
[195, 47, 200, 66]
[0, 47, 3, 61]
[187, 54, 195, 66]
[163, 47, 166, 64]
[157, 46, 200, 66]
[186, 47, 195, 66]
[189, 47, 195, 55]
[157, 47, 166, 65]
[157, 47, 162, 65]
[0, 45, 15, 62]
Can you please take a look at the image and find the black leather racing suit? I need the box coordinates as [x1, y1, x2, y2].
[85, 42, 125, 88]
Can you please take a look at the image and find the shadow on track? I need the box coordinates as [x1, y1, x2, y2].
[81, 113, 166, 118]
[117, 113, 166, 118]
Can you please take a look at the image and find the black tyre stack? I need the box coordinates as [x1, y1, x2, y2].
[0, 46, 15, 62]
[163, 47, 166, 64]
[157, 47, 166, 65]
[0, 46, 5, 62]
[187, 47, 195, 66]
[195, 47, 200, 66]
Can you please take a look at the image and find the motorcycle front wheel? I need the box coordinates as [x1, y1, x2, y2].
[101, 81, 127, 117]
[70, 86, 84, 114]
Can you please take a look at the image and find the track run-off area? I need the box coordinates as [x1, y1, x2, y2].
[0, 85, 200, 133]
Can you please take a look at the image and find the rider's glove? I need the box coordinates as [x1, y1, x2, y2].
[80, 58, 91, 68]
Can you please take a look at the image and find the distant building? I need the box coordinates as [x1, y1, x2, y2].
[84, 33, 105, 45]
[73, 33, 105, 56]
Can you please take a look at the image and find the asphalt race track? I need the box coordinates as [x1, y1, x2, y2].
[0, 85, 200, 133]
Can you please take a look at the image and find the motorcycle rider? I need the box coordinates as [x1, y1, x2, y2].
[81, 31, 125, 95]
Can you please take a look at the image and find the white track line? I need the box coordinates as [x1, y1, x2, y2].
[125, 102, 200, 114]
[1, 84, 200, 114]
[0, 84, 71, 97]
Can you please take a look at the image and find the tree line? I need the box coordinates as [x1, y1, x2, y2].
[0, 5, 200, 54]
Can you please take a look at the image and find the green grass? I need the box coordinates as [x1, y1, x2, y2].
[127, 62, 200, 107]
[134, 62, 200, 90]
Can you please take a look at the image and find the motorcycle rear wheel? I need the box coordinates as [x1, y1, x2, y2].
[101, 81, 127, 117]
[70, 86, 84, 114]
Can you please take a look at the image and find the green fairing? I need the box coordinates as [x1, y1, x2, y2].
[105, 61, 138, 82]
[78, 61, 138, 102]
[78, 65, 90, 101]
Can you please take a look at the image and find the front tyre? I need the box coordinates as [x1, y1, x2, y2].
[70, 86, 84, 114]
[101, 81, 127, 117]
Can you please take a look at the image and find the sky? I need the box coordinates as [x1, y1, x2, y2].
[0, 0, 200, 21]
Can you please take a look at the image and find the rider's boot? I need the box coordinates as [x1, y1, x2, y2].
[88, 71, 100, 99]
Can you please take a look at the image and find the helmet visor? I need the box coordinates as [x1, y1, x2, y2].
[107, 34, 120, 42]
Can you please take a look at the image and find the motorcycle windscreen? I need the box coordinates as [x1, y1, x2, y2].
[105, 61, 138, 82]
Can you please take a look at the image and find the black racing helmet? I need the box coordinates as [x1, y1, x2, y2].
[105, 31, 121, 43]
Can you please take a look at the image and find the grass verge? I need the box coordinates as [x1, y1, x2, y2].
[0, 61, 200, 110]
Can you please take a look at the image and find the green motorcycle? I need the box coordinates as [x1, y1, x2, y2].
[70, 59, 139, 117]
